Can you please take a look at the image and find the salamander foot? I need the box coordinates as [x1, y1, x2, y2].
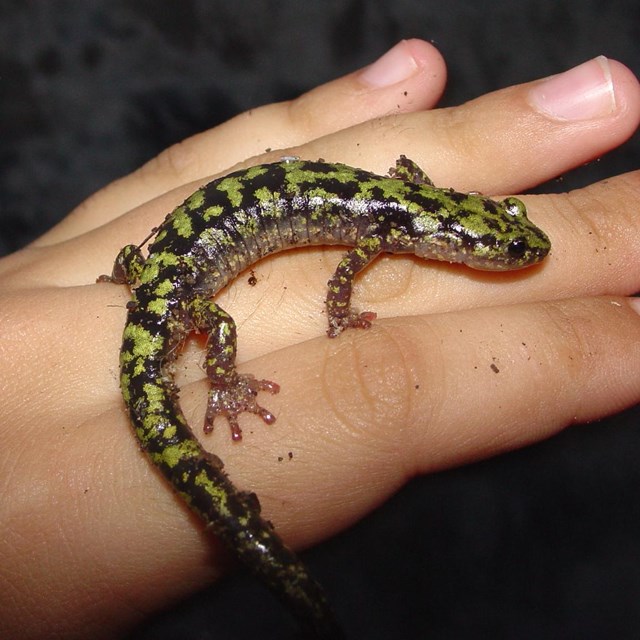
[204, 373, 280, 441]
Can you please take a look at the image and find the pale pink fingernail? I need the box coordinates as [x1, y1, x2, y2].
[629, 297, 640, 316]
[359, 40, 420, 88]
[528, 56, 616, 121]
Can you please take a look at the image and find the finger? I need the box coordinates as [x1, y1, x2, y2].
[291, 56, 640, 194]
[523, 169, 640, 299]
[191, 296, 640, 544]
[35, 39, 446, 246]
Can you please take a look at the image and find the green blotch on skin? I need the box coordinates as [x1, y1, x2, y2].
[142, 382, 168, 414]
[120, 373, 131, 402]
[305, 186, 338, 202]
[154, 279, 174, 297]
[170, 205, 195, 238]
[152, 440, 201, 469]
[139, 260, 160, 283]
[216, 176, 244, 208]
[199, 226, 234, 248]
[147, 297, 170, 316]
[244, 164, 269, 180]
[140, 252, 182, 284]
[194, 469, 234, 517]
[285, 164, 354, 188]
[203, 205, 225, 221]
[163, 423, 177, 440]
[123, 323, 163, 357]
[358, 177, 413, 202]
[254, 186, 280, 205]
[186, 189, 205, 210]
[356, 236, 382, 253]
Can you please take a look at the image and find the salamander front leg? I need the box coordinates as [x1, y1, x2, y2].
[189, 298, 280, 441]
[326, 242, 380, 338]
[96, 244, 146, 284]
[388, 154, 434, 185]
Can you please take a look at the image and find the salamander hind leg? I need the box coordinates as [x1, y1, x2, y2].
[326, 242, 380, 338]
[189, 298, 280, 442]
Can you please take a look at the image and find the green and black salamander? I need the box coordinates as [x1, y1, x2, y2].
[99, 156, 551, 637]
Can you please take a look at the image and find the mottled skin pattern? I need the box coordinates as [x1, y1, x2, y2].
[99, 156, 550, 638]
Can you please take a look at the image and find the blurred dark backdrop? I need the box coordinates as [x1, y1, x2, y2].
[1, 1, 639, 638]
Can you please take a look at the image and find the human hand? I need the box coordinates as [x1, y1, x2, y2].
[1, 40, 639, 639]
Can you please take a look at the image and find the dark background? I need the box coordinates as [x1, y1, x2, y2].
[1, 1, 639, 638]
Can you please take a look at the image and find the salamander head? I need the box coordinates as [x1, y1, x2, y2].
[412, 194, 551, 271]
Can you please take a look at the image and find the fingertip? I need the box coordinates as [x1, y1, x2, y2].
[283, 39, 446, 149]
[402, 38, 448, 88]
[527, 56, 640, 136]
[358, 39, 446, 90]
[607, 57, 640, 128]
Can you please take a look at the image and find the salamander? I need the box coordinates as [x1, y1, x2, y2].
[99, 156, 551, 637]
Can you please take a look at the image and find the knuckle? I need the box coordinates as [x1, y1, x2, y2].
[136, 137, 202, 185]
[320, 323, 443, 454]
[284, 95, 318, 141]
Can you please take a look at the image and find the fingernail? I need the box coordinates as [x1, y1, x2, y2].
[528, 56, 616, 121]
[629, 296, 640, 316]
[359, 40, 420, 88]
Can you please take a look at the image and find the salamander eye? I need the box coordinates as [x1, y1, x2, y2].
[507, 238, 527, 259]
